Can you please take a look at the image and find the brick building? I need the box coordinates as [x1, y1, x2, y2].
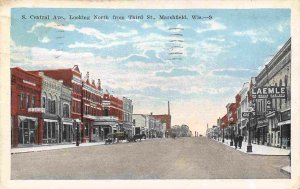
[82, 72, 102, 142]
[152, 101, 171, 137]
[226, 102, 238, 139]
[31, 65, 83, 142]
[93, 92, 124, 140]
[11, 67, 43, 147]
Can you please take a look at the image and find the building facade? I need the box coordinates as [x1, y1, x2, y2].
[93, 92, 123, 140]
[254, 38, 291, 148]
[38, 72, 63, 144]
[60, 84, 73, 143]
[237, 82, 250, 141]
[132, 114, 146, 135]
[11, 67, 43, 147]
[82, 72, 102, 143]
[122, 97, 133, 136]
[31, 65, 83, 142]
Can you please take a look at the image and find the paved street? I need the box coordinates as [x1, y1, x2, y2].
[11, 137, 290, 179]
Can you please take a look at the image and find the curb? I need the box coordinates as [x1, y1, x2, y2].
[11, 143, 105, 155]
[213, 139, 290, 156]
[280, 166, 291, 176]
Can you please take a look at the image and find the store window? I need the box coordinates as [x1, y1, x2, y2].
[63, 103, 70, 117]
[47, 98, 51, 113]
[19, 120, 36, 144]
[26, 95, 30, 109]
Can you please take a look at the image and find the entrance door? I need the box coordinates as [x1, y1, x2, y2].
[19, 120, 36, 145]
[104, 128, 109, 139]
[23, 121, 30, 144]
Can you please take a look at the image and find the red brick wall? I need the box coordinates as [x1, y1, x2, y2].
[11, 67, 43, 147]
[221, 114, 228, 128]
[152, 115, 171, 130]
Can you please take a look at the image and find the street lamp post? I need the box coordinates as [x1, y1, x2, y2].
[229, 117, 234, 146]
[247, 113, 253, 152]
[75, 120, 80, 146]
[222, 122, 225, 143]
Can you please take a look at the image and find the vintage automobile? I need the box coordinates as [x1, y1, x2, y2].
[105, 132, 129, 144]
[104, 133, 114, 145]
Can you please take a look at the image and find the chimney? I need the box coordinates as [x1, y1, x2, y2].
[97, 79, 101, 89]
[85, 72, 89, 81]
[168, 101, 170, 115]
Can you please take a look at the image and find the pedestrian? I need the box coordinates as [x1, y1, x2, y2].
[238, 135, 243, 149]
[234, 134, 238, 149]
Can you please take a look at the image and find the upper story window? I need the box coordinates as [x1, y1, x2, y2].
[42, 96, 46, 108]
[20, 93, 24, 109]
[104, 108, 109, 116]
[63, 103, 70, 117]
[31, 96, 35, 108]
[26, 94, 30, 109]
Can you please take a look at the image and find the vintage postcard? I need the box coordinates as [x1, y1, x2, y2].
[1, 0, 300, 189]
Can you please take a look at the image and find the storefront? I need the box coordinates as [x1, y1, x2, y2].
[278, 110, 291, 149]
[18, 116, 38, 145]
[241, 119, 247, 141]
[256, 116, 268, 145]
[61, 118, 74, 143]
[93, 117, 118, 141]
[43, 119, 59, 144]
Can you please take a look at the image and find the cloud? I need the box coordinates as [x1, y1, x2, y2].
[211, 68, 257, 78]
[233, 29, 274, 44]
[196, 20, 226, 33]
[45, 22, 76, 31]
[277, 20, 289, 33]
[38, 36, 50, 43]
[28, 21, 138, 43]
[68, 40, 129, 50]
[154, 20, 169, 31]
[27, 22, 45, 33]
[156, 68, 199, 77]
[141, 22, 152, 29]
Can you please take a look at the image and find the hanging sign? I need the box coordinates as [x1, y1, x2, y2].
[251, 87, 286, 99]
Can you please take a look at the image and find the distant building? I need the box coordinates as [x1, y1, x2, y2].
[94, 92, 123, 139]
[122, 97, 133, 136]
[152, 101, 171, 137]
[132, 114, 146, 135]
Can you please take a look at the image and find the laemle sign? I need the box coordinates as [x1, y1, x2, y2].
[251, 87, 286, 99]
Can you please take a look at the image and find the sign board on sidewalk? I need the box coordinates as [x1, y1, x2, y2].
[242, 112, 251, 118]
[251, 87, 286, 99]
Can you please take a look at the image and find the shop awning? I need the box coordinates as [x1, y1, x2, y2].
[278, 120, 291, 126]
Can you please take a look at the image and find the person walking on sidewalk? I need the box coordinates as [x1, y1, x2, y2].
[234, 134, 238, 149]
[238, 135, 243, 149]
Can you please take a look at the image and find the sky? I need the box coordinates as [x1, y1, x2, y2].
[10, 9, 290, 135]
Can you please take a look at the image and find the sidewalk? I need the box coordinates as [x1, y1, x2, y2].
[280, 165, 291, 176]
[11, 138, 150, 154]
[215, 138, 290, 156]
[11, 142, 105, 154]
